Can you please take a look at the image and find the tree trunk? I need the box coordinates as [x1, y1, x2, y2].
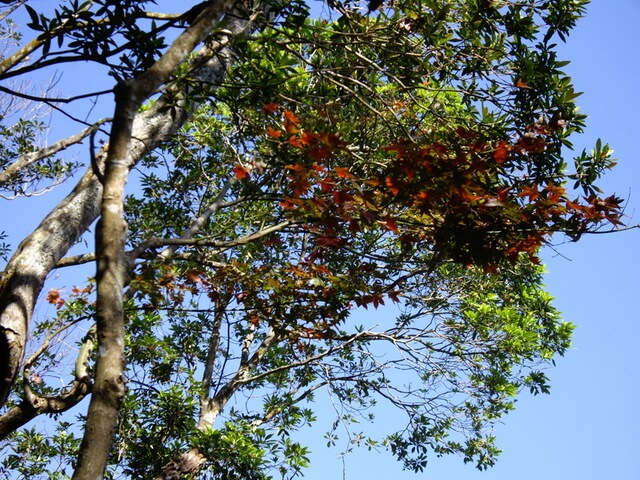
[70, 2, 250, 477]
[71, 81, 135, 480]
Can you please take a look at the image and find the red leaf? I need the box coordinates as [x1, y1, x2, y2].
[332, 189, 352, 205]
[388, 290, 401, 303]
[266, 126, 282, 138]
[383, 216, 400, 233]
[185, 269, 204, 284]
[360, 210, 378, 223]
[301, 131, 318, 144]
[233, 164, 250, 180]
[320, 177, 335, 192]
[493, 141, 510, 164]
[456, 126, 475, 138]
[315, 236, 345, 248]
[309, 146, 332, 161]
[262, 103, 278, 115]
[517, 133, 546, 154]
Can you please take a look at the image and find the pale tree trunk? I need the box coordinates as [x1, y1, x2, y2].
[0, 0, 252, 413]
[0, 171, 102, 405]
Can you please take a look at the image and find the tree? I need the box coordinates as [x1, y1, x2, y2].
[0, 0, 625, 478]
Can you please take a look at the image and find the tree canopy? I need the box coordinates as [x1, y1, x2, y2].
[0, 1, 624, 479]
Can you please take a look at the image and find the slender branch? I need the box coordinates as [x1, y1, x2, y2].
[0, 0, 26, 21]
[199, 301, 227, 427]
[136, 220, 297, 257]
[240, 330, 376, 386]
[23, 316, 92, 372]
[56, 219, 295, 270]
[0, 118, 111, 187]
[0, 85, 113, 105]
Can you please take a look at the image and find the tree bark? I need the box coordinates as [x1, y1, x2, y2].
[70, 2, 249, 478]
[70, 82, 134, 480]
[0, 379, 91, 440]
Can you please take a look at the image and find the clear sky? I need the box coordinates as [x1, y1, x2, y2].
[3, 1, 639, 479]
[303, 1, 640, 479]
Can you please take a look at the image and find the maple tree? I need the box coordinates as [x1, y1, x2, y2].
[0, 0, 626, 478]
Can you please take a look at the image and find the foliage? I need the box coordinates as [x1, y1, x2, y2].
[0, 0, 625, 479]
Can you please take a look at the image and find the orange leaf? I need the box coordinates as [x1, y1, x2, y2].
[518, 184, 540, 201]
[385, 176, 401, 196]
[284, 110, 301, 134]
[46, 288, 60, 304]
[288, 135, 306, 148]
[262, 103, 278, 115]
[266, 126, 282, 138]
[335, 167, 354, 179]
[284, 110, 300, 124]
[280, 197, 302, 210]
[285, 163, 304, 172]
[46, 288, 65, 309]
[544, 182, 566, 202]
[493, 141, 510, 164]
[233, 164, 250, 180]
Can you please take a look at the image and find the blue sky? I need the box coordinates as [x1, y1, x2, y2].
[302, 1, 640, 479]
[3, 1, 639, 478]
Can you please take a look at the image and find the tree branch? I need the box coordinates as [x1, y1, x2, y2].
[0, 325, 95, 440]
[0, 118, 111, 188]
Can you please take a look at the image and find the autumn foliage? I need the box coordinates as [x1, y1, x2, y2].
[236, 106, 623, 269]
